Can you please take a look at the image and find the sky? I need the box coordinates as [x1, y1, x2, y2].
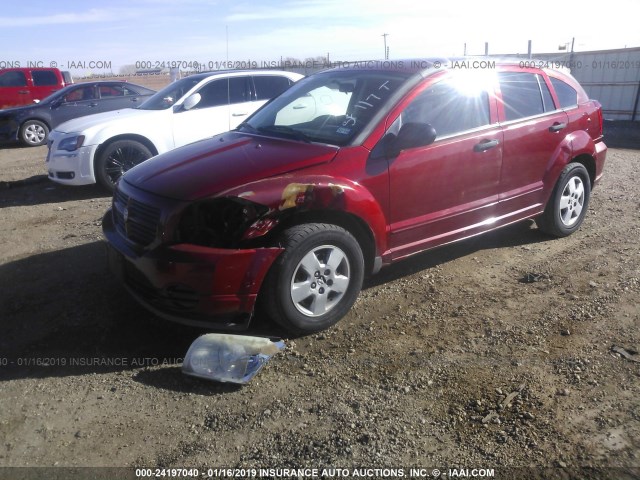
[1, 0, 639, 75]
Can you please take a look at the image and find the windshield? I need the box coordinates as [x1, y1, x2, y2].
[37, 85, 76, 104]
[137, 77, 201, 110]
[239, 70, 412, 146]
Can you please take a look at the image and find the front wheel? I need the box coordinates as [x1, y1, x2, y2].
[20, 120, 49, 146]
[263, 223, 364, 335]
[537, 162, 591, 237]
[95, 140, 153, 191]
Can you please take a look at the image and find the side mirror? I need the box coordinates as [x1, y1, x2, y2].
[50, 97, 64, 108]
[182, 93, 201, 111]
[386, 122, 437, 158]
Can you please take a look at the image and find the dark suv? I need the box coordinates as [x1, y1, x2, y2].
[103, 59, 607, 334]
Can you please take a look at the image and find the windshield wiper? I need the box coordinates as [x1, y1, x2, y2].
[257, 125, 312, 143]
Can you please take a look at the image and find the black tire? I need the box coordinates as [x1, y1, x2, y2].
[537, 162, 591, 237]
[263, 223, 364, 335]
[95, 140, 153, 191]
[20, 120, 49, 146]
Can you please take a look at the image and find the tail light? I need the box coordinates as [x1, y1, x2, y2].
[593, 100, 604, 139]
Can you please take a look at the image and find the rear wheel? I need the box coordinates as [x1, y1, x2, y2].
[263, 223, 364, 335]
[95, 140, 153, 191]
[537, 162, 591, 237]
[20, 120, 49, 146]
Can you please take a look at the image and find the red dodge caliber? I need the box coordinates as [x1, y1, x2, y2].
[103, 59, 607, 334]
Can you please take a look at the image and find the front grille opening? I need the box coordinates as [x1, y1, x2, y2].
[113, 188, 161, 247]
[56, 171, 75, 179]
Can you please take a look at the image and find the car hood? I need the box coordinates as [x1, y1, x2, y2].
[0, 104, 40, 116]
[123, 132, 340, 201]
[54, 107, 151, 133]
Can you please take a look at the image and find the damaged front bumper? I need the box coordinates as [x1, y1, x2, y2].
[103, 210, 283, 329]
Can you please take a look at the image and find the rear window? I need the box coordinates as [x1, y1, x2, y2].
[550, 77, 578, 108]
[253, 76, 293, 101]
[32, 70, 59, 86]
[0, 71, 27, 87]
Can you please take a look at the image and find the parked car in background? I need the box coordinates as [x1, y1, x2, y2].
[0, 81, 155, 147]
[47, 70, 303, 190]
[103, 59, 607, 334]
[0, 67, 72, 109]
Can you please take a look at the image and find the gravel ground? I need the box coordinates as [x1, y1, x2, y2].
[0, 138, 638, 480]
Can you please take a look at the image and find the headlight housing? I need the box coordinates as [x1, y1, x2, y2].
[57, 135, 85, 152]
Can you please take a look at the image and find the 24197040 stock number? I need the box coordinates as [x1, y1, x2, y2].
[520, 59, 640, 70]
[134, 60, 259, 70]
[136, 468, 200, 478]
[136, 468, 263, 478]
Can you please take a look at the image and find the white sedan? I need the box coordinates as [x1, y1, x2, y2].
[46, 70, 303, 190]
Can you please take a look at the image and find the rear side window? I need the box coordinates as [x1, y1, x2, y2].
[539, 76, 556, 112]
[32, 70, 58, 86]
[99, 85, 126, 97]
[499, 72, 549, 121]
[400, 79, 491, 139]
[550, 77, 578, 108]
[0, 71, 27, 87]
[253, 76, 292, 101]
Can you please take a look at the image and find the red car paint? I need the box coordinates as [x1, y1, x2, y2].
[103, 60, 607, 330]
[0, 67, 69, 109]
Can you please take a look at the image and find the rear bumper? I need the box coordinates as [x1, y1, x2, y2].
[103, 209, 283, 329]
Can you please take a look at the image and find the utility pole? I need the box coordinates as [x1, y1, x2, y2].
[382, 33, 389, 59]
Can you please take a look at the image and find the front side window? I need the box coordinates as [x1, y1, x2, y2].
[550, 77, 578, 108]
[398, 77, 491, 139]
[64, 86, 95, 102]
[137, 77, 201, 110]
[196, 79, 229, 108]
[253, 76, 293, 101]
[0, 71, 27, 87]
[32, 70, 58, 86]
[499, 72, 548, 121]
[241, 70, 412, 146]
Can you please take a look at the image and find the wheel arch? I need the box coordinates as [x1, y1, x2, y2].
[21, 117, 51, 132]
[94, 134, 159, 171]
[272, 209, 378, 276]
[219, 176, 388, 275]
[570, 153, 596, 187]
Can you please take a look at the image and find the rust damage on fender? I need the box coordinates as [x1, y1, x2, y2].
[279, 182, 346, 210]
[239, 182, 347, 241]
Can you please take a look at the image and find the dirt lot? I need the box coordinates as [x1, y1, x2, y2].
[0, 140, 638, 480]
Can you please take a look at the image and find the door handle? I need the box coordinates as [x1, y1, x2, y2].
[549, 122, 566, 132]
[131, 97, 139, 102]
[18, 90, 29, 94]
[232, 112, 248, 117]
[292, 105, 307, 109]
[473, 139, 499, 152]
[89, 102, 98, 107]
